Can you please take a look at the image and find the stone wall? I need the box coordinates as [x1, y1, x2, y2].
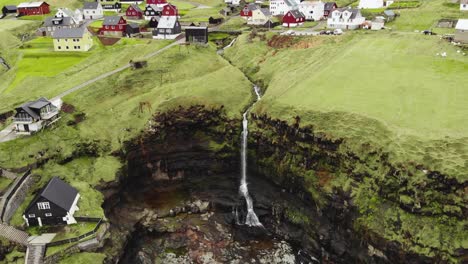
[3, 174, 36, 224]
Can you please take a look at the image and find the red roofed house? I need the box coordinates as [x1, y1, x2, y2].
[99, 16, 127, 36]
[240, 3, 254, 18]
[161, 4, 178, 16]
[282, 10, 305, 27]
[126, 4, 143, 19]
[17, 1, 50, 16]
[147, 0, 167, 6]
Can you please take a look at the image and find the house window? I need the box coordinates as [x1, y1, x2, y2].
[45, 213, 52, 217]
[28, 214, 35, 218]
[66, 46, 69, 49]
[58, 46, 61, 49]
[111, 26, 115, 29]
[37, 202, 50, 210]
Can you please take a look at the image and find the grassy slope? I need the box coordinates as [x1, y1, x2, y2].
[225, 31, 468, 180]
[59, 253, 106, 264]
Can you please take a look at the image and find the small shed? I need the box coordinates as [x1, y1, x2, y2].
[2, 5, 17, 15]
[455, 19, 468, 43]
[383, 10, 395, 21]
[185, 26, 208, 43]
[219, 7, 231, 16]
[371, 16, 385, 30]
[126, 23, 140, 36]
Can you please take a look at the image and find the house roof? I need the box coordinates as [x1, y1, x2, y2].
[16, 97, 51, 119]
[288, 9, 305, 18]
[17, 1, 47, 8]
[128, 3, 142, 12]
[52, 26, 87, 38]
[44, 17, 74, 27]
[83, 2, 99, 9]
[146, 4, 162, 11]
[3, 5, 17, 11]
[103, 16, 123, 26]
[383, 9, 395, 16]
[334, 8, 361, 19]
[456, 19, 468, 30]
[259, 8, 270, 16]
[373, 16, 385, 23]
[461, 0, 468, 4]
[185, 26, 208, 30]
[39, 177, 79, 211]
[127, 22, 139, 29]
[324, 2, 336, 10]
[157, 15, 177, 28]
[283, 0, 297, 7]
[300, 0, 323, 7]
[57, 7, 74, 17]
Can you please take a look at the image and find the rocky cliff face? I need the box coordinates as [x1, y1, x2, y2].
[101, 105, 463, 263]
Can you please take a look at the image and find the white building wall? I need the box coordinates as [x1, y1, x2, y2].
[358, 0, 384, 9]
[299, 2, 325, 20]
[461, 3, 468, 11]
[270, 0, 296, 15]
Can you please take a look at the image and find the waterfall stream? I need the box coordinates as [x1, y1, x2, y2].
[239, 85, 263, 227]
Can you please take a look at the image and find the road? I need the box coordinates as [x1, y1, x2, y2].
[0, 39, 185, 143]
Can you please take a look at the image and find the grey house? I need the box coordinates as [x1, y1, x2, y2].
[13, 97, 59, 135]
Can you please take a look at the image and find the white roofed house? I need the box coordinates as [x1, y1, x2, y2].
[270, 0, 299, 16]
[371, 16, 385, 30]
[455, 19, 468, 43]
[153, 15, 181, 39]
[327, 8, 365, 30]
[461, 0, 468, 11]
[83, 1, 103, 19]
[299, 0, 325, 21]
[13, 97, 60, 135]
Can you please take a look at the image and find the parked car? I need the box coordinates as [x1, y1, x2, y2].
[423, 30, 436, 35]
[333, 29, 343, 35]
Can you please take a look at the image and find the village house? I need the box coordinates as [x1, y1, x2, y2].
[383, 9, 395, 21]
[148, 16, 159, 27]
[327, 8, 365, 29]
[358, 0, 394, 9]
[461, 0, 468, 11]
[100, 16, 127, 36]
[147, 0, 167, 6]
[119, 0, 143, 4]
[126, 23, 140, 36]
[240, 3, 254, 18]
[13, 97, 59, 135]
[455, 19, 468, 43]
[144, 4, 162, 20]
[371, 16, 385, 30]
[185, 26, 208, 43]
[23, 177, 80, 227]
[270, 0, 299, 16]
[43, 16, 78, 36]
[161, 3, 178, 17]
[323, 2, 337, 17]
[126, 4, 143, 19]
[152, 15, 181, 39]
[1, 5, 17, 16]
[101, 1, 121, 12]
[299, 0, 325, 21]
[241, 4, 272, 25]
[56, 7, 83, 24]
[282, 9, 305, 27]
[17, 1, 49, 16]
[52, 26, 93, 52]
[83, 2, 103, 19]
[225, 0, 241, 6]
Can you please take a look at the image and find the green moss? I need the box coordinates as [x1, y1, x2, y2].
[284, 207, 310, 225]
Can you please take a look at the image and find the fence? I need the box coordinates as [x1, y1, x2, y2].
[46, 218, 104, 247]
[0, 169, 30, 222]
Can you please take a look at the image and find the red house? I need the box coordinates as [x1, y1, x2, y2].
[126, 4, 143, 19]
[100, 16, 127, 36]
[282, 10, 305, 27]
[240, 3, 253, 18]
[17, 1, 50, 16]
[324, 2, 337, 17]
[147, 0, 167, 6]
[161, 4, 178, 16]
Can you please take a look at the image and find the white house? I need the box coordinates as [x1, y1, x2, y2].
[299, 1, 325, 21]
[225, 0, 241, 6]
[55, 7, 83, 24]
[455, 19, 468, 43]
[371, 16, 385, 30]
[461, 0, 468, 11]
[270, 0, 300, 16]
[83, 2, 103, 20]
[250, 7, 271, 25]
[327, 8, 366, 29]
[358, 0, 393, 9]
[13, 97, 60, 135]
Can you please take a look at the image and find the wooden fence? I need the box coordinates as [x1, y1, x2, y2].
[46, 218, 104, 247]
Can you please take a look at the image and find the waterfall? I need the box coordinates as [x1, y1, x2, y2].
[239, 85, 263, 227]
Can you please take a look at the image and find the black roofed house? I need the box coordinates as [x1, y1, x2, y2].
[144, 4, 162, 20]
[23, 177, 80, 227]
[185, 26, 208, 44]
[148, 16, 159, 28]
[101, 1, 121, 12]
[2, 5, 17, 15]
[125, 23, 140, 36]
[13, 97, 59, 135]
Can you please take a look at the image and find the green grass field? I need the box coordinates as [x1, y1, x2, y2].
[225, 31, 468, 180]
[59, 253, 106, 264]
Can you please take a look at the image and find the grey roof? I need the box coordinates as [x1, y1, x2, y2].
[289, 9, 304, 18]
[83, 1, 99, 10]
[40, 177, 79, 211]
[324, 2, 336, 10]
[383, 10, 395, 16]
[52, 26, 87, 38]
[44, 17, 74, 27]
[103, 15, 123, 26]
[127, 22, 139, 29]
[247, 3, 258, 10]
[461, 0, 468, 4]
[157, 15, 177, 28]
[259, 8, 270, 16]
[16, 97, 51, 119]
[3, 5, 17, 11]
[284, 0, 296, 7]
[128, 3, 142, 12]
[334, 8, 360, 19]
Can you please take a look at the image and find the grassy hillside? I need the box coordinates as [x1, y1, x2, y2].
[224, 31, 468, 179]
